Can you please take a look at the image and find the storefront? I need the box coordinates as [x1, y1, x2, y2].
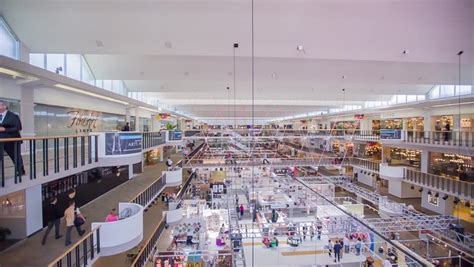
[381, 118, 403, 129]
[144, 148, 162, 166]
[330, 121, 360, 130]
[406, 117, 424, 131]
[383, 147, 421, 169]
[354, 142, 381, 160]
[429, 153, 473, 181]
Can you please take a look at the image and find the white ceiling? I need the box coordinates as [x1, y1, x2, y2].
[1, 0, 473, 119]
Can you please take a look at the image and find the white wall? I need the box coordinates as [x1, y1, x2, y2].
[0, 77, 22, 100]
[421, 189, 454, 215]
[25, 184, 43, 236]
[388, 180, 422, 199]
[354, 167, 375, 187]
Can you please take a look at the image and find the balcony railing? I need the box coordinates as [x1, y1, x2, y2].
[405, 169, 474, 200]
[48, 226, 101, 267]
[142, 132, 166, 150]
[0, 134, 99, 188]
[351, 158, 380, 172]
[404, 130, 474, 147]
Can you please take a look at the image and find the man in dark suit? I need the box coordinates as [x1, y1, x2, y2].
[41, 196, 62, 245]
[0, 100, 25, 176]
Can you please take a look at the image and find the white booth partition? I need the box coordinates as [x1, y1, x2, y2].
[165, 207, 184, 224]
[91, 202, 144, 256]
[163, 168, 183, 186]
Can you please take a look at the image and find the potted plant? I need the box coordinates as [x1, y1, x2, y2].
[165, 122, 176, 130]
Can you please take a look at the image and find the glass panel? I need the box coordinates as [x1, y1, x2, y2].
[66, 54, 81, 80]
[417, 95, 426, 101]
[46, 54, 65, 74]
[0, 18, 18, 59]
[112, 80, 122, 94]
[30, 53, 45, 68]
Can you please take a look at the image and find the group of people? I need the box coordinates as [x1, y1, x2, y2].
[161, 192, 177, 204]
[262, 236, 279, 248]
[42, 189, 87, 246]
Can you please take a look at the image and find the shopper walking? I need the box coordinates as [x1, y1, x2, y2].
[64, 200, 76, 246]
[334, 240, 342, 262]
[67, 189, 86, 236]
[41, 197, 62, 245]
[239, 204, 244, 218]
[122, 122, 130, 131]
[309, 226, 315, 240]
[302, 225, 307, 241]
[0, 100, 25, 177]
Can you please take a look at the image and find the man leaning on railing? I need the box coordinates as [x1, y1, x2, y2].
[0, 100, 25, 177]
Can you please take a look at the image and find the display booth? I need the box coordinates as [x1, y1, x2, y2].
[164, 168, 183, 186]
[91, 202, 144, 256]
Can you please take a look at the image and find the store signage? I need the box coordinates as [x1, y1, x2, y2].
[67, 110, 100, 133]
[105, 132, 142, 155]
[157, 113, 170, 120]
[170, 130, 183, 141]
[380, 129, 402, 140]
[354, 114, 364, 120]
[428, 194, 439, 206]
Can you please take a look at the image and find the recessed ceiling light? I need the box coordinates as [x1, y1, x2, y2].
[271, 72, 277, 79]
[165, 41, 172, 48]
[342, 75, 346, 79]
[402, 49, 409, 54]
[95, 40, 104, 47]
[296, 45, 304, 51]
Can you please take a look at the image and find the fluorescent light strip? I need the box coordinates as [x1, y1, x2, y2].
[139, 106, 160, 113]
[54, 84, 129, 105]
[432, 102, 474, 108]
[0, 67, 29, 79]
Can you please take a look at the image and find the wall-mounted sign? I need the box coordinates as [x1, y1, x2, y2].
[170, 131, 183, 141]
[380, 129, 402, 140]
[354, 114, 365, 120]
[105, 132, 142, 155]
[157, 113, 170, 120]
[461, 117, 471, 128]
[67, 110, 100, 133]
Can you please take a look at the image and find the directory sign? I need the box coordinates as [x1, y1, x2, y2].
[105, 132, 142, 155]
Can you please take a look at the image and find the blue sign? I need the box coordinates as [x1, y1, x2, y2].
[105, 132, 142, 155]
[380, 129, 402, 140]
[170, 131, 183, 141]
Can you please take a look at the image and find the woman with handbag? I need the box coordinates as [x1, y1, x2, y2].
[68, 189, 86, 237]
[64, 200, 85, 246]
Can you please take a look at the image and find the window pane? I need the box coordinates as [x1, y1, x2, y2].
[0, 19, 18, 59]
[81, 57, 95, 85]
[30, 53, 45, 68]
[429, 86, 440, 99]
[112, 80, 122, 94]
[406, 95, 417, 102]
[440, 85, 455, 97]
[417, 95, 426, 101]
[103, 80, 112, 91]
[46, 54, 65, 74]
[66, 54, 81, 80]
[456, 85, 471, 95]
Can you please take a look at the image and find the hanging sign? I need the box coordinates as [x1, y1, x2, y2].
[354, 114, 365, 120]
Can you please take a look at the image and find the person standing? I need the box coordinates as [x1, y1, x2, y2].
[355, 238, 363, 255]
[239, 204, 244, 218]
[41, 197, 62, 245]
[105, 208, 119, 222]
[334, 240, 342, 262]
[122, 122, 130, 131]
[0, 100, 25, 176]
[166, 157, 173, 171]
[343, 235, 350, 253]
[444, 122, 451, 141]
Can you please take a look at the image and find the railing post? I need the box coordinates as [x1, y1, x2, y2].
[43, 139, 48, 176]
[83, 238, 88, 266]
[64, 138, 69, 171]
[80, 136, 85, 166]
[73, 137, 78, 168]
[94, 135, 99, 162]
[88, 135, 92, 164]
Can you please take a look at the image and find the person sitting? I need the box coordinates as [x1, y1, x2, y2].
[105, 208, 119, 222]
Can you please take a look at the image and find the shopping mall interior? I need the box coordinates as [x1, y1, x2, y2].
[0, 0, 473, 267]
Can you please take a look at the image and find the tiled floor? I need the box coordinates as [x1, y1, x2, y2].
[0, 151, 182, 267]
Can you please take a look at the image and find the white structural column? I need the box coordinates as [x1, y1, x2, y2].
[420, 149, 429, 173]
[20, 87, 35, 137]
[25, 184, 43, 236]
[423, 109, 432, 138]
